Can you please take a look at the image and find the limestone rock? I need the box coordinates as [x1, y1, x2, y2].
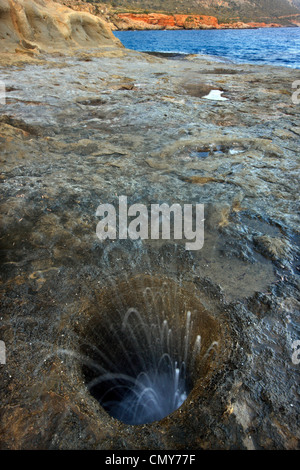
[0, 0, 122, 53]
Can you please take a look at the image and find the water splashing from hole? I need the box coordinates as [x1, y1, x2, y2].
[79, 276, 224, 425]
[88, 310, 200, 425]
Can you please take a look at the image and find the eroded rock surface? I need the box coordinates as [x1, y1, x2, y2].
[0, 43, 299, 450]
[0, 0, 122, 53]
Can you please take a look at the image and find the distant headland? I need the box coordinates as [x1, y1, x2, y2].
[59, 0, 300, 30]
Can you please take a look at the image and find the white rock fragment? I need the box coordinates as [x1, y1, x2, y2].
[203, 90, 228, 101]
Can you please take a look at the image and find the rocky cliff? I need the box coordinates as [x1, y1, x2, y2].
[56, 1, 292, 29]
[116, 13, 219, 30]
[72, 0, 300, 25]
[113, 12, 281, 30]
[0, 0, 122, 54]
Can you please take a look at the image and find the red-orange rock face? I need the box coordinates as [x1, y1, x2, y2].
[117, 13, 219, 29]
[116, 13, 281, 30]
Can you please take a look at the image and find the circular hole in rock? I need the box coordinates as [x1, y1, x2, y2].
[80, 275, 227, 425]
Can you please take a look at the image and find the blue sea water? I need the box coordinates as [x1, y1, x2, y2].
[114, 27, 300, 69]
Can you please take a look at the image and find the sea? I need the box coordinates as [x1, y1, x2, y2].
[114, 27, 300, 69]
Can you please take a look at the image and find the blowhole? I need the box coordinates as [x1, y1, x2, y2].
[79, 276, 227, 425]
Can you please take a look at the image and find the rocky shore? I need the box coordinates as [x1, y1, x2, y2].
[0, 0, 300, 450]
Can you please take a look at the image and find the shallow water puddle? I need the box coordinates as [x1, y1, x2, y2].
[190, 149, 210, 159]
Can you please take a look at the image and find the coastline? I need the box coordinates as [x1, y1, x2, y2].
[110, 12, 283, 31]
[113, 28, 300, 70]
[57, 1, 300, 31]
